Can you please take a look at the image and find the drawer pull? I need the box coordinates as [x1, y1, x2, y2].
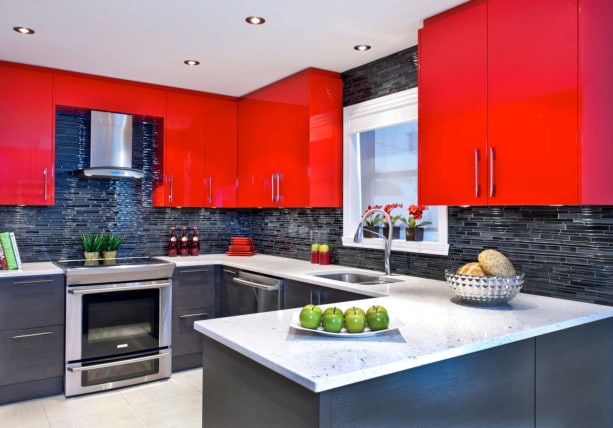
[12, 331, 53, 339]
[13, 279, 54, 286]
[179, 312, 208, 319]
[223, 269, 237, 274]
[180, 268, 210, 274]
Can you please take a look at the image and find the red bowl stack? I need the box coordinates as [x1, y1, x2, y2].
[226, 237, 256, 256]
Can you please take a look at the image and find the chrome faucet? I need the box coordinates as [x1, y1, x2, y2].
[353, 208, 393, 276]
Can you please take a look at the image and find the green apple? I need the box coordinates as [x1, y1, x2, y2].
[344, 306, 366, 318]
[322, 306, 338, 318]
[366, 307, 390, 331]
[344, 307, 367, 333]
[322, 307, 344, 333]
[366, 305, 388, 318]
[299, 304, 322, 329]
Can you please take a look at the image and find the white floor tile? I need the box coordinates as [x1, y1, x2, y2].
[49, 405, 146, 428]
[41, 390, 130, 423]
[0, 399, 49, 428]
[120, 376, 200, 406]
[130, 393, 202, 428]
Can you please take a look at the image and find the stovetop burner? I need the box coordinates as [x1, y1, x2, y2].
[54, 256, 175, 286]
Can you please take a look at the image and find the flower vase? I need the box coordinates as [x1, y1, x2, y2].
[405, 227, 424, 241]
[382, 226, 401, 240]
[363, 226, 380, 238]
[102, 251, 117, 260]
[84, 251, 99, 260]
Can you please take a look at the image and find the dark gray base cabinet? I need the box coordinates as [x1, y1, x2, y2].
[202, 318, 612, 428]
[0, 274, 64, 405]
[171, 266, 219, 372]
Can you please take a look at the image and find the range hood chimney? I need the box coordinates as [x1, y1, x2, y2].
[80, 110, 144, 179]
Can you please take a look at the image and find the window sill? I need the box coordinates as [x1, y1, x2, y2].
[341, 236, 449, 256]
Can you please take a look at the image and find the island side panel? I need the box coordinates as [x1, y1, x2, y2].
[535, 317, 613, 427]
[201, 336, 321, 428]
[320, 339, 535, 427]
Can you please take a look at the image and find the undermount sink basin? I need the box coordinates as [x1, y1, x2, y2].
[309, 271, 402, 285]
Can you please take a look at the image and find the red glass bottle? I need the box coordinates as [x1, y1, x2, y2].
[189, 226, 200, 256]
[179, 226, 189, 256]
[167, 226, 178, 257]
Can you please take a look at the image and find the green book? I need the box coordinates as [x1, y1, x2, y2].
[0, 232, 18, 270]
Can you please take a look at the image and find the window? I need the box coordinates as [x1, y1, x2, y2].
[342, 88, 449, 255]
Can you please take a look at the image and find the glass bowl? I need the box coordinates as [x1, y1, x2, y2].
[445, 269, 525, 306]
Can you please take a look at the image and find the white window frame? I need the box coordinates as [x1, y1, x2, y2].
[342, 88, 449, 256]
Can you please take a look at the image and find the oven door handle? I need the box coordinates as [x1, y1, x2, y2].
[67, 350, 171, 372]
[68, 281, 172, 295]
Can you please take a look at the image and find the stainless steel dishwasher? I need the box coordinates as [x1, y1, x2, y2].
[222, 268, 283, 316]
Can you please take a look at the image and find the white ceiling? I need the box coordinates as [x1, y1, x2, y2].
[0, 0, 465, 97]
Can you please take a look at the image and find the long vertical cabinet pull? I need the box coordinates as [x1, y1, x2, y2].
[474, 149, 480, 198]
[168, 175, 174, 203]
[43, 168, 48, 201]
[208, 177, 212, 204]
[276, 173, 281, 203]
[271, 173, 276, 203]
[489, 147, 496, 198]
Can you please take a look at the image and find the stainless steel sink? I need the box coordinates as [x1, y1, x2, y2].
[309, 272, 402, 285]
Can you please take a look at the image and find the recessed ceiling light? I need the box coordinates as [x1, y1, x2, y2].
[13, 26, 35, 35]
[184, 60, 200, 66]
[245, 16, 266, 25]
[354, 44, 372, 51]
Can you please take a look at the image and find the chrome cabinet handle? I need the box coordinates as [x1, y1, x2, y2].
[489, 147, 495, 197]
[208, 176, 212, 204]
[13, 279, 54, 286]
[271, 173, 276, 203]
[67, 351, 170, 372]
[179, 312, 208, 319]
[180, 268, 210, 273]
[169, 175, 174, 203]
[223, 269, 237, 274]
[233, 277, 280, 291]
[12, 331, 53, 340]
[276, 173, 281, 203]
[474, 149, 480, 198]
[43, 168, 48, 201]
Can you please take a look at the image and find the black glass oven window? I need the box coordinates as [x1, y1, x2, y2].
[82, 289, 160, 359]
[82, 355, 159, 387]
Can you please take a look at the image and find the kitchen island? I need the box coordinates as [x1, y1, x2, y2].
[193, 256, 612, 428]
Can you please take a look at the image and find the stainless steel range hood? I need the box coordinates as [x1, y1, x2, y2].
[80, 110, 144, 179]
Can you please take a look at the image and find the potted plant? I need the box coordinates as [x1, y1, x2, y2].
[100, 234, 124, 260]
[362, 205, 383, 237]
[401, 205, 432, 241]
[382, 203, 404, 239]
[81, 233, 103, 260]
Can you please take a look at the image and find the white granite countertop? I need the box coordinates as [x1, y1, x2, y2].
[188, 254, 613, 393]
[0, 261, 63, 277]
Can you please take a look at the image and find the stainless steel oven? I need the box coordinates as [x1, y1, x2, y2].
[56, 257, 175, 397]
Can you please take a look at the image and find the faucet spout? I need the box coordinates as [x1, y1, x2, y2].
[353, 208, 393, 276]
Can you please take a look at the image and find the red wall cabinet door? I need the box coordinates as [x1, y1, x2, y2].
[157, 91, 206, 207]
[54, 74, 166, 117]
[237, 69, 342, 208]
[203, 97, 238, 207]
[487, 0, 578, 204]
[418, 2, 488, 206]
[0, 64, 54, 206]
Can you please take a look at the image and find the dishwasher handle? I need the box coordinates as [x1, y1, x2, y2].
[232, 277, 280, 292]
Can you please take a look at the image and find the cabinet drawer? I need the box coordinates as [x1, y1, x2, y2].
[0, 324, 64, 386]
[172, 267, 216, 310]
[172, 307, 213, 357]
[0, 275, 64, 330]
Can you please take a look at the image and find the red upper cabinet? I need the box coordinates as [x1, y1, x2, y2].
[419, 0, 611, 205]
[203, 97, 237, 207]
[418, 1, 488, 206]
[54, 73, 166, 117]
[0, 63, 54, 206]
[237, 68, 342, 208]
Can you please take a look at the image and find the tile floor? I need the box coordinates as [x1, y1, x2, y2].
[0, 369, 202, 427]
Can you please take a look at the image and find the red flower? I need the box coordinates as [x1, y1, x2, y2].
[383, 202, 403, 214]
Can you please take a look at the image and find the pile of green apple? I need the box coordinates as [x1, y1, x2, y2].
[299, 304, 389, 333]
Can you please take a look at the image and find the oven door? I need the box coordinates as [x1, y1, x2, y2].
[66, 279, 171, 362]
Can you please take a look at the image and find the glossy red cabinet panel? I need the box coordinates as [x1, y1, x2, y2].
[488, 0, 578, 204]
[418, 2, 488, 206]
[155, 91, 206, 207]
[418, 0, 610, 205]
[578, 0, 613, 204]
[237, 69, 342, 208]
[203, 97, 238, 207]
[54, 74, 166, 117]
[0, 64, 54, 205]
